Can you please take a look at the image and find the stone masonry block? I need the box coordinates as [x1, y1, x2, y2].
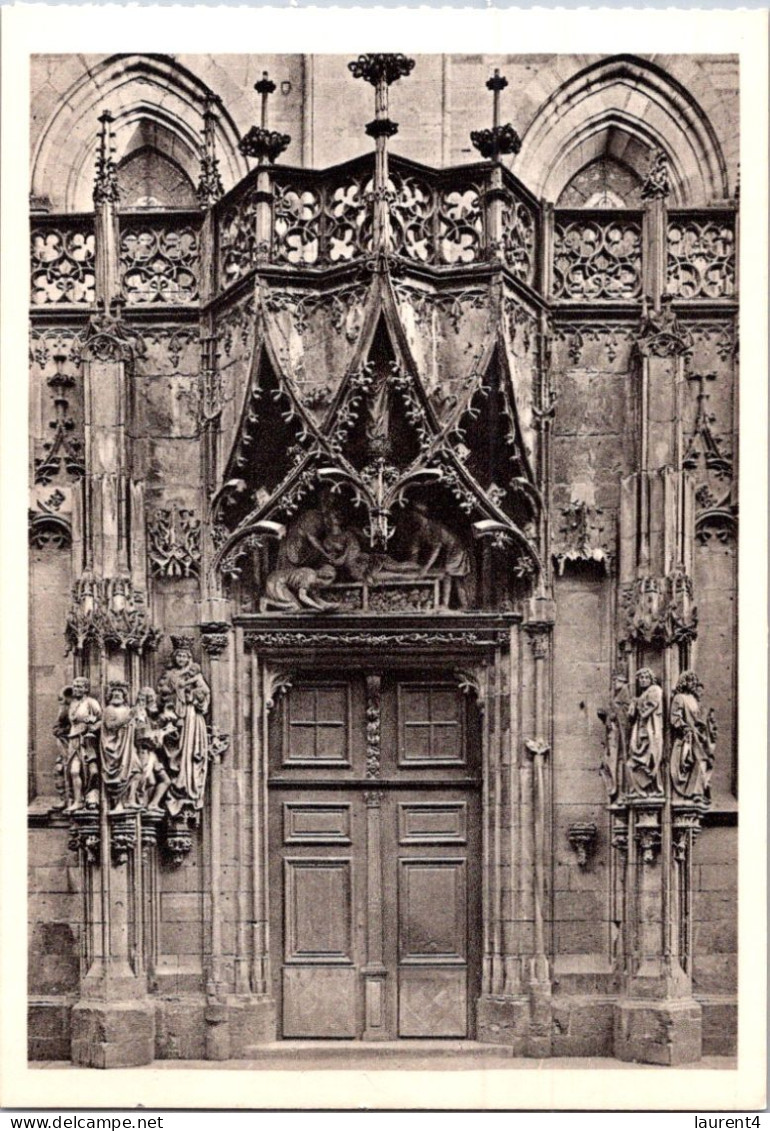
[614, 999, 702, 1065]
[71, 1000, 154, 1068]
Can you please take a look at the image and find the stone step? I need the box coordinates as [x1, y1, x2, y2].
[242, 1040, 517, 1060]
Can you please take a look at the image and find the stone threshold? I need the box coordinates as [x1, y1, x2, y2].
[33, 1054, 738, 1071]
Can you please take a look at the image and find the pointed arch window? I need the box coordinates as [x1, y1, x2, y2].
[118, 146, 197, 210]
[557, 157, 643, 209]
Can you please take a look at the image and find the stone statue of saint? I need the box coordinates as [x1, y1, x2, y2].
[59, 676, 102, 811]
[670, 670, 717, 802]
[99, 681, 142, 812]
[408, 503, 472, 608]
[132, 686, 174, 811]
[626, 667, 664, 797]
[260, 563, 339, 612]
[597, 669, 631, 800]
[159, 637, 211, 817]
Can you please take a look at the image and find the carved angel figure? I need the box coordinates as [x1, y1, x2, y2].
[670, 670, 717, 801]
[58, 676, 101, 811]
[99, 681, 142, 811]
[159, 638, 211, 816]
[625, 668, 664, 797]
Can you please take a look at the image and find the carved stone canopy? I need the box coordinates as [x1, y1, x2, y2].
[210, 274, 542, 612]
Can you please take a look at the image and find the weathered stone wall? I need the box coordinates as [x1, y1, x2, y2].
[31, 54, 739, 210]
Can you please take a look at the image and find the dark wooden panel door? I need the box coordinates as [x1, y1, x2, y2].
[269, 670, 480, 1039]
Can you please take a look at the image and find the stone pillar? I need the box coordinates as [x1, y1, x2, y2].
[69, 114, 156, 1067]
[223, 640, 280, 1056]
[609, 245, 705, 1062]
[474, 638, 528, 1053]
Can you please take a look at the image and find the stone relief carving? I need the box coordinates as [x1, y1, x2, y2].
[248, 494, 476, 613]
[260, 564, 339, 612]
[619, 569, 698, 648]
[147, 505, 202, 579]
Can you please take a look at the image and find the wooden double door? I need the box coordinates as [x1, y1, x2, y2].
[268, 669, 481, 1040]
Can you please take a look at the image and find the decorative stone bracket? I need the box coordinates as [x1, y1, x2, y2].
[567, 821, 597, 868]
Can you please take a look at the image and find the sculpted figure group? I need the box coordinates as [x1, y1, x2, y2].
[55, 637, 210, 817]
[260, 493, 472, 612]
[599, 667, 716, 803]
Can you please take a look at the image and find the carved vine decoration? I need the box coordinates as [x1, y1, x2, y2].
[147, 505, 202, 579]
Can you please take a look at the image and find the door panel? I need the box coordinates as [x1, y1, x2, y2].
[398, 859, 467, 963]
[283, 968, 358, 1037]
[398, 968, 468, 1037]
[269, 670, 480, 1040]
[284, 858, 353, 962]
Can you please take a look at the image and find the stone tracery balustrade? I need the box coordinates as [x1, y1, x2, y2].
[212, 156, 540, 286]
[30, 216, 96, 306]
[119, 212, 201, 305]
[552, 210, 643, 301]
[666, 210, 736, 300]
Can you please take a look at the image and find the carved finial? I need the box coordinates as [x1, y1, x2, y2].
[470, 69, 521, 161]
[349, 54, 414, 145]
[239, 71, 291, 165]
[348, 54, 415, 88]
[93, 110, 120, 206]
[197, 93, 224, 208]
[640, 148, 670, 201]
[254, 71, 277, 127]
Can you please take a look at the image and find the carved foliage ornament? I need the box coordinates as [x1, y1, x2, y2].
[34, 353, 84, 485]
[553, 500, 612, 576]
[65, 573, 161, 655]
[147, 505, 202, 579]
[619, 568, 698, 648]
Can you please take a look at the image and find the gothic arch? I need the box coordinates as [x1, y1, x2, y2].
[517, 56, 729, 206]
[31, 54, 248, 212]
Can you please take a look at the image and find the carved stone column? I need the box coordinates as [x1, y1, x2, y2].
[522, 601, 555, 1057]
[69, 121, 156, 1066]
[474, 639, 528, 1053]
[608, 234, 705, 1063]
[224, 638, 283, 1055]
